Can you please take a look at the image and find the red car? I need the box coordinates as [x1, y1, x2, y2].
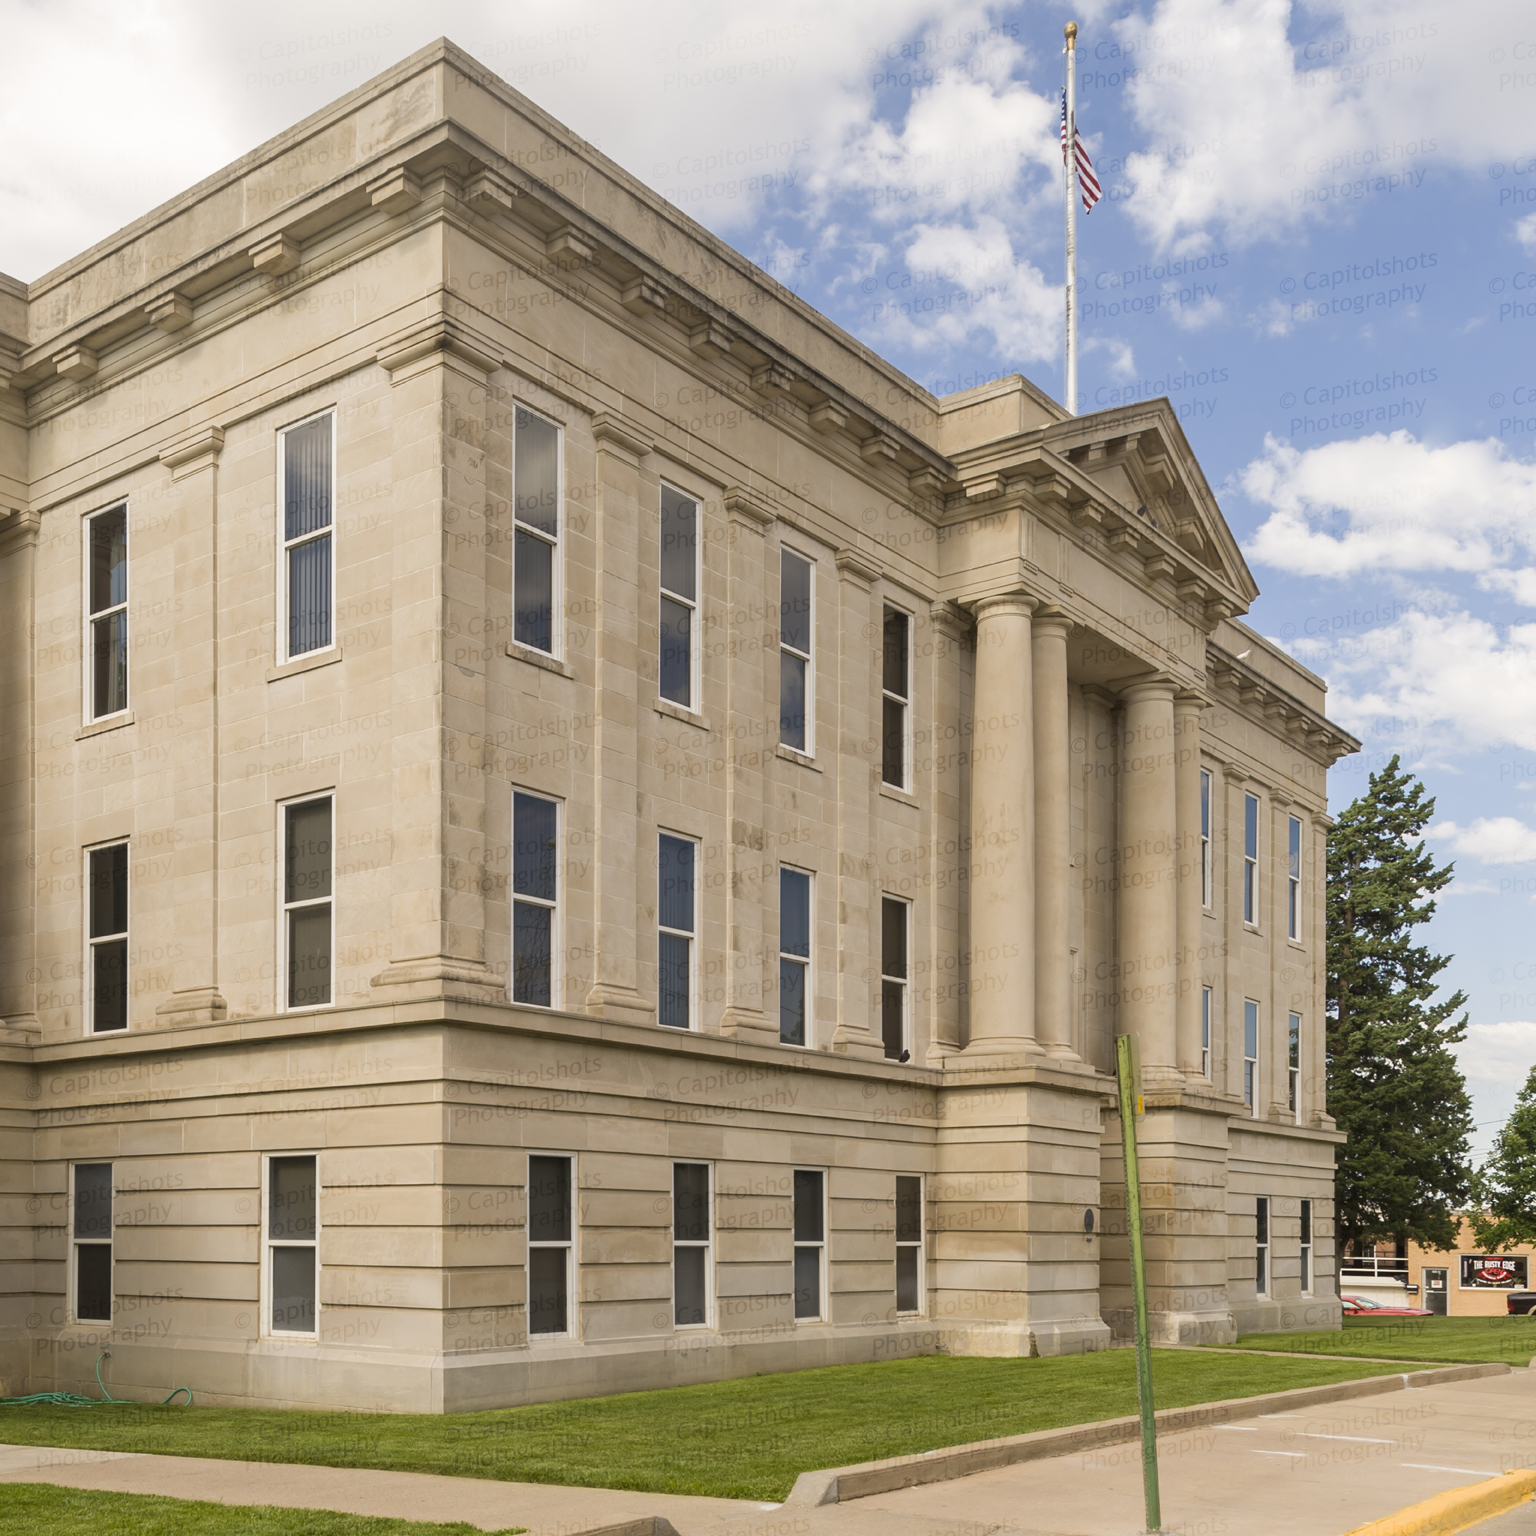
[1341, 1293, 1433, 1317]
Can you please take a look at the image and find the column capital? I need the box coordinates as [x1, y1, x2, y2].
[1119, 673, 1177, 706]
[973, 590, 1038, 623]
[1173, 689, 1210, 714]
[1031, 608, 1074, 641]
[834, 546, 882, 586]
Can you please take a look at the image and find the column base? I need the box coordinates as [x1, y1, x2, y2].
[584, 982, 657, 1026]
[370, 959, 506, 1005]
[719, 1009, 780, 1046]
[960, 1038, 1047, 1067]
[830, 1024, 887, 1061]
[154, 988, 228, 1025]
[2, 1015, 40, 1042]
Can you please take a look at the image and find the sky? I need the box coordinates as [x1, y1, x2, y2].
[4, 0, 1533, 1158]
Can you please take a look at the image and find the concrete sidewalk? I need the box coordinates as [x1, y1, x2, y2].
[3, 1367, 1535, 1535]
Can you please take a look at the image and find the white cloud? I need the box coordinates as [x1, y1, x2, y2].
[1519, 213, 1536, 254]
[1292, 609, 1536, 755]
[1456, 1022, 1536, 1159]
[1114, 0, 1536, 251]
[1241, 432, 1536, 580]
[1432, 819, 1536, 866]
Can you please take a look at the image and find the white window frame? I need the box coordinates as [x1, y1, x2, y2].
[1199, 768, 1212, 909]
[279, 792, 335, 1013]
[657, 830, 698, 1030]
[895, 1174, 924, 1316]
[778, 865, 813, 1048]
[779, 547, 814, 755]
[511, 789, 561, 1009]
[1243, 998, 1259, 1111]
[1200, 985, 1212, 1079]
[1255, 1195, 1270, 1297]
[1287, 814, 1303, 941]
[793, 1167, 828, 1324]
[1288, 1011, 1302, 1121]
[82, 500, 129, 724]
[277, 407, 338, 664]
[1300, 1198, 1313, 1296]
[659, 481, 701, 710]
[512, 404, 564, 658]
[84, 837, 130, 1036]
[881, 604, 912, 790]
[671, 1160, 713, 1330]
[69, 1161, 113, 1325]
[263, 1152, 319, 1339]
[527, 1151, 576, 1340]
[1243, 792, 1260, 926]
[880, 893, 910, 1062]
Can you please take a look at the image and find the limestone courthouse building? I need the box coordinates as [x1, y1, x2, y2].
[0, 41, 1357, 1410]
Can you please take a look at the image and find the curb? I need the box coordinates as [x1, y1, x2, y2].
[783, 1362, 1513, 1507]
[1342, 1468, 1536, 1536]
[585, 1521, 680, 1536]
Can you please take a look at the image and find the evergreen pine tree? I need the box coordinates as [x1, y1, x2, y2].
[1470, 1065, 1536, 1253]
[1327, 754, 1474, 1255]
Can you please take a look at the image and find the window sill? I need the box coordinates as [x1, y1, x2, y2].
[77, 712, 134, 741]
[775, 743, 820, 772]
[879, 782, 919, 810]
[506, 641, 574, 679]
[267, 648, 342, 684]
[654, 698, 709, 731]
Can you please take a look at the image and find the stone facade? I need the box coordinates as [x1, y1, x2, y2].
[0, 41, 1356, 1411]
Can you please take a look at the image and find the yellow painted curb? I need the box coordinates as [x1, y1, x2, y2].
[1342, 1469, 1536, 1536]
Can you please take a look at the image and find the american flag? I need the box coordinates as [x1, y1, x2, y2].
[1061, 91, 1102, 213]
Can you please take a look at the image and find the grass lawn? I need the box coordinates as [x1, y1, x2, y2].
[0, 1484, 524, 1535]
[1232, 1313, 1536, 1366]
[0, 1349, 1408, 1503]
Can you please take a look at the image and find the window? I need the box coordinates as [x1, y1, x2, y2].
[793, 1169, 826, 1321]
[658, 834, 696, 1029]
[1200, 986, 1212, 1079]
[87, 842, 129, 1033]
[1243, 999, 1259, 1110]
[280, 413, 334, 660]
[673, 1162, 711, 1327]
[881, 607, 910, 788]
[660, 484, 699, 708]
[1300, 1199, 1313, 1295]
[779, 550, 813, 752]
[283, 796, 332, 1010]
[1288, 815, 1303, 940]
[267, 1155, 317, 1335]
[512, 792, 558, 1007]
[1199, 769, 1212, 908]
[1243, 792, 1259, 924]
[895, 1175, 923, 1314]
[1289, 1013, 1301, 1119]
[779, 867, 811, 1046]
[85, 504, 128, 720]
[72, 1163, 112, 1323]
[528, 1154, 573, 1336]
[881, 896, 909, 1062]
[514, 406, 561, 653]
[1255, 1195, 1270, 1296]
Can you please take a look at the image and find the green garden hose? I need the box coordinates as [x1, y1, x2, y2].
[0, 1351, 192, 1407]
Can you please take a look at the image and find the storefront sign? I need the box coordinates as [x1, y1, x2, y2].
[1460, 1254, 1529, 1288]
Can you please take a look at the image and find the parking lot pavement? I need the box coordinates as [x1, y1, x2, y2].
[708, 1368, 1536, 1536]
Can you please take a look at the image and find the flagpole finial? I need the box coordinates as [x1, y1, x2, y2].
[1065, 21, 1078, 47]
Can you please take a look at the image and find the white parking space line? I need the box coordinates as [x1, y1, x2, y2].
[1250, 1450, 1308, 1459]
[1215, 1426, 1259, 1432]
[1292, 1434, 1398, 1444]
[1401, 1464, 1503, 1477]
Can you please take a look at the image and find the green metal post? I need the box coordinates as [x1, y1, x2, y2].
[1116, 1034, 1162, 1535]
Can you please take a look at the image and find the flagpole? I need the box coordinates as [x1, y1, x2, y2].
[1064, 21, 1079, 417]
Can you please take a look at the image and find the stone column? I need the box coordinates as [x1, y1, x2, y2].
[926, 599, 969, 1062]
[1033, 611, 1076, 1058]
[719, 489, 776, 1045]
[831, 548, 884, 1059]
[0, 508, 39, 1036]
[1117, 677, 1178, 1076]
[582, 413, 656, 1025]
[370, 324, 503, 1003]
[155, 427, 228, 1025]
[965, 593, 1037, 1057]
[1174, 692, 1206, 1077]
